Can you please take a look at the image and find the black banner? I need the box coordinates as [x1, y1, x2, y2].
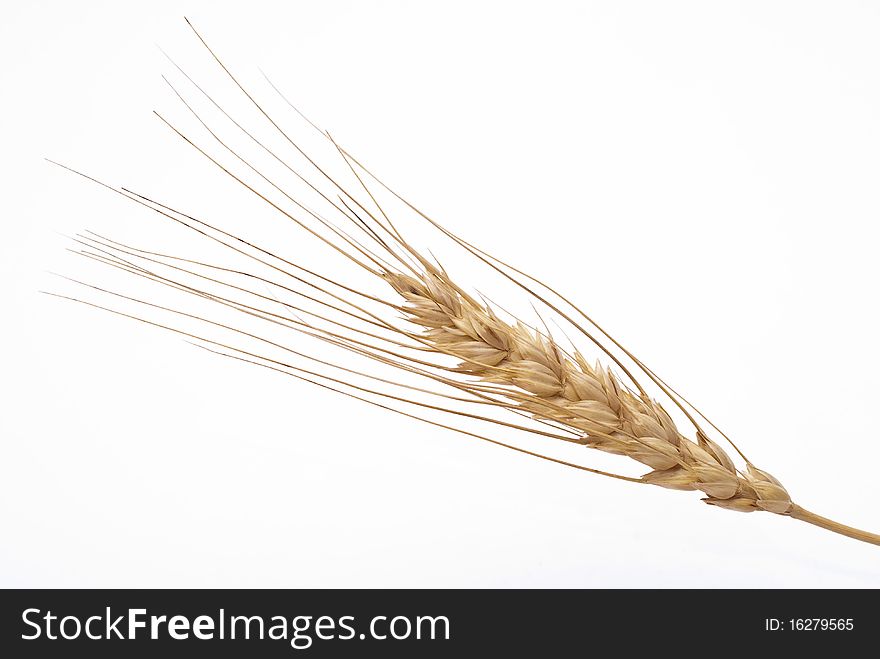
[0, 589, 874, 656]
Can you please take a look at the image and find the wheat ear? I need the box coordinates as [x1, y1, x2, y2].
[49, 19, 879, 547]
[363, 168, 880, 545]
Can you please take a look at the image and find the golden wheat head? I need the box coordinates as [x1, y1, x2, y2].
[48, 20, 880, 547]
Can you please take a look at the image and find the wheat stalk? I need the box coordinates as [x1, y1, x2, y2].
[48, 19, 879, 547]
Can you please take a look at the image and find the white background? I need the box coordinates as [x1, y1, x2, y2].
[2, 1, 879, 587]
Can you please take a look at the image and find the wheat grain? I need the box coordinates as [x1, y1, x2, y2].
[383, 267, 789, 512]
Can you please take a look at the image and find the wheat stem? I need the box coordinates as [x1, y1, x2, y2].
[789, 505, 880, 546]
